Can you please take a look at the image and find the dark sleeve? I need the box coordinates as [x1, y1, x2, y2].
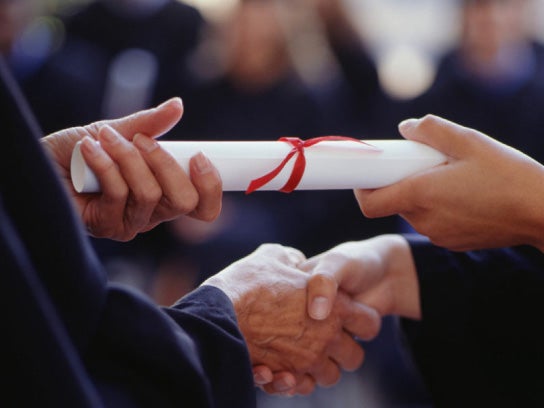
[166, 286, 255, 407]
[401, 235, 544, 406]
[87, 285, 256, 408]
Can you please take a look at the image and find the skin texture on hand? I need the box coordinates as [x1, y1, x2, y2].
[303, 235, 421, 323]
[355, 115, 544, 252]
[203, 244, 381, 396]
[41, 98, 223, 241]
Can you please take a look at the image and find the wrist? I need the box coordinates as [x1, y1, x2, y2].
[201, 275, 240, 305]
[380, 235, 421, 320]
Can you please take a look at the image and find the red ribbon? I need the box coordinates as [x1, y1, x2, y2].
[245, 136, 377, 194]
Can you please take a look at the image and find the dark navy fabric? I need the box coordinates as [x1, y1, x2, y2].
[403, 234, 544, 407]
[0, 57, 255, 407]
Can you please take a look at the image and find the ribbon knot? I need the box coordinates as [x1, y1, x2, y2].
[245, 136, 374, 194]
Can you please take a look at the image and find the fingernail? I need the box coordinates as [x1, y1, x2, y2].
[398, 118, 419, 133]
[158, 97, 183, 110]
[253, 372, 267, 385]
[310, 296, 330, 320]
[133, 133, 159, 153]
[81, 136, 101, 156]
[275, 377, 296, 392]
[100, 125, 120, 145]
[193, 152, 212, 175]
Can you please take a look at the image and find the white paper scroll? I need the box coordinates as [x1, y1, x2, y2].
[70, 139, 447, 194]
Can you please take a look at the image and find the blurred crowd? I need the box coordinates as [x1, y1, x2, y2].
[3, 0, 544, 406]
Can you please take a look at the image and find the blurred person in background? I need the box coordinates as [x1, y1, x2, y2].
[63, 0, 204, 119]
[312, 0, 393, 139]
[175, 0, 323, 141]
[402, 0, 544, 162]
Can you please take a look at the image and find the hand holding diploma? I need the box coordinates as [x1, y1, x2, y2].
[41, 98, 222, 241]
[355, 115, 544, 252]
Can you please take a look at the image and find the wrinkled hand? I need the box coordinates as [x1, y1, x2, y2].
[355, 115, 544, 252]
[41, 98, 222, 241]
[203, 244, 381, 396]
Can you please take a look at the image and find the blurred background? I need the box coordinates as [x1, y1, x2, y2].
[14, 0, 544, 97]
[3, 0, 544, 406]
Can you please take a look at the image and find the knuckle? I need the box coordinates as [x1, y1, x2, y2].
[296, 383, 315, 396]
[309, 273, 335, 287]
[258, 243, 285, 255]
[365, 313, 382, 340]
[419, 114, 440, 132]
[94, 157, 116, 175]
[325, 331, 344, 351]
[139, 185, 162, 204]
[198, 210, 219, 223]
[329, 368, 341, 386]
[200, 174, 222, 194]
[156, 149, 177, 165]
[302, 351, 321, 373]
[345, 348, 365, 372]
[108, 184, 129, 202]
[319, 365, 341, 387]
[115, 141, 140, 158]
[173, 189, 199, 214]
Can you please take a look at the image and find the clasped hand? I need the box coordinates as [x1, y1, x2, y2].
[204, 244, 383, 397]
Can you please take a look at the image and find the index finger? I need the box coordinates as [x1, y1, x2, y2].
[91, 98, 184, 142]
[399, 115, 481, 159]
[354, 182, 414, 219]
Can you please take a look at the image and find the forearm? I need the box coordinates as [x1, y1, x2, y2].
[381, 234, 421, 320]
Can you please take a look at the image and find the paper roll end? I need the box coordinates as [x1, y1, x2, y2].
[71, 141, 100, 193]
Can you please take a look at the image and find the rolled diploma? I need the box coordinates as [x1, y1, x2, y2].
[71, 140, 447, 193]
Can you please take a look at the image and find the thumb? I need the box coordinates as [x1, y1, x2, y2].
[303, 258, 345, 321]
[399, 114, 477, 159]
[108, 97, 184, 141]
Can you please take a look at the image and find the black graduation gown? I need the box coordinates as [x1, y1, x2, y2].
[0, 57, 255, 408]
[403, 235, 544, 407]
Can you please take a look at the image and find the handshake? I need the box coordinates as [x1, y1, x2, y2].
[202, 234, 420, 396]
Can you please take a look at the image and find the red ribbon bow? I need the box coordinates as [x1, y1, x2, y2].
[245, 136, 376, 194]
